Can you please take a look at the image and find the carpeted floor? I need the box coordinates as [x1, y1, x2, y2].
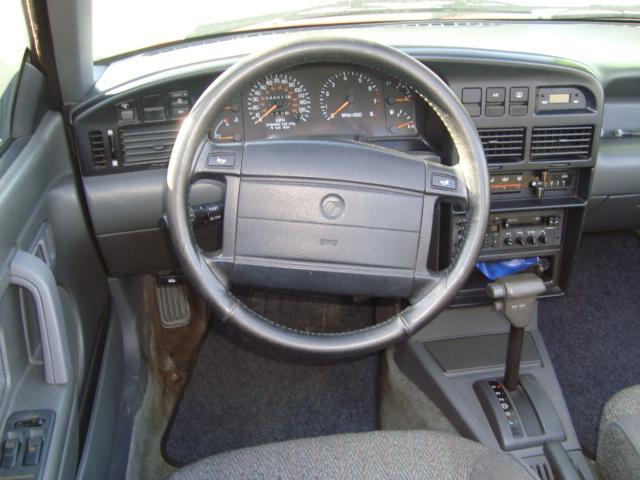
[163, 289, 380, 466]
[539, 231, 640, 456]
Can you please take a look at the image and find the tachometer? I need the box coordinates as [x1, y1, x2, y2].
[247, 74, 310, 131]
[319, 71, 382, 122]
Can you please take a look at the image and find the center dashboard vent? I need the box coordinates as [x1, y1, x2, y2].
[478, 128, 525, 162]
[119, 124, 179, 166]
[530, 125, 594, 160]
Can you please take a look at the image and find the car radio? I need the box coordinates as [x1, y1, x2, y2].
[451, 209, 564, 259]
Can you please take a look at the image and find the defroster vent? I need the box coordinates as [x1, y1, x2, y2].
[530, 125, 594, 160]
[89, 130, 107, 168]
[120, 124, 179, 166]
[478, 128, 525, 162]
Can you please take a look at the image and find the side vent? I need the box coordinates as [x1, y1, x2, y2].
[530, 125, 594, 160]
[478, 128, 525, 162]
[89, 130, 107, 168]
[119, 124, 179, 166]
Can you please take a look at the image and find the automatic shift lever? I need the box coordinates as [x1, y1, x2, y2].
[487, 273, 545, 391]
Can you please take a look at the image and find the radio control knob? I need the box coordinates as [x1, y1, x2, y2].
[504, 236, 513, 247]
[538, 233, 548, 244]
[516, 235, 525, 246]
[527, 235, 536, 245]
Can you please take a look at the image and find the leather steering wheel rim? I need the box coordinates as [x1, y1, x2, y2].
[166, 36, 489, 357]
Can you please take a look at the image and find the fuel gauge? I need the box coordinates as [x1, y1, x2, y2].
[211, 101, 243, 143]
[388, 107, 416, 135]
[384, 80, 417, 136]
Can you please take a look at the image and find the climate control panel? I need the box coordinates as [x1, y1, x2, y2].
[451, 209, 564, 258]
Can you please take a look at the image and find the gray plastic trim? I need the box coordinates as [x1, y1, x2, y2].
[83, 169, 224, 235]
[591, 138, 640, 197]
[10, 251, 70, 385]
[395, 304, 588, 469]
[424, 333, 540, 372]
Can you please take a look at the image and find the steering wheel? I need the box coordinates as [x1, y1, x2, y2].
[166, 36, 489, 357]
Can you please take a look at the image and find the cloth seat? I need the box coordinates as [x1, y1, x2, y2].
[598, 385, 640, 479]
[168, 430, 535, 479]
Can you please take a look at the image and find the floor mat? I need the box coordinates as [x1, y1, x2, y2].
[163, 289, 380, 466]
[539, 231, 640, 456]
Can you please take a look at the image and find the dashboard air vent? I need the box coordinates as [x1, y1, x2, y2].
[478, 128, 525, 162]
[119, 124, 179, 166]
[89, 130, 107, 168]
[530, 125, 594, 160]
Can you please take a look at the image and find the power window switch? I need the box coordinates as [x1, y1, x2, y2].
[23, 436, 43, 466]
[1, 438, 20, 468]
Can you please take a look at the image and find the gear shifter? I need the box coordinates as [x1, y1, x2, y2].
[487, 273, 546, 391]
[475, 272, 566, 452]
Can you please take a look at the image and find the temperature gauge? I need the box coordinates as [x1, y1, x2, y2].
[384, 80, 417, 136]
[211, 100, 243, 143]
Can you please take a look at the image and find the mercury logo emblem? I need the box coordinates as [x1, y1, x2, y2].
[320, 194, 346, 220]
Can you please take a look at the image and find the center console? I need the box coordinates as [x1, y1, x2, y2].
[394, 60, 603, 479]
[437, 64, 602, 305]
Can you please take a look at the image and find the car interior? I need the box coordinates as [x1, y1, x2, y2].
[1, 0, 640, 479]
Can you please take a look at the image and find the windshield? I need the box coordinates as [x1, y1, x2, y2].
[93, 0, 640, 60]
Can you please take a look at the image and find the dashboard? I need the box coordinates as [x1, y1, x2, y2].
[70, 21, 640, 301]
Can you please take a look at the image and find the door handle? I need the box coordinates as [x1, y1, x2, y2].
[10, 251, 70, 385]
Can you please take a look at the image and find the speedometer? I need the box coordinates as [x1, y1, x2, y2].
[319, 71, 382, 122]
[247, 74, 310, 131]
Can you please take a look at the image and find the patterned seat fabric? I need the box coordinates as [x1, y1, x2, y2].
[598, 385, 640, 480]
[168, 430, 535, 480]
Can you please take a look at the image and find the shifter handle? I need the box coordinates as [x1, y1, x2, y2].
[487, 273, 546, 329]
[488, 273, 545, 391]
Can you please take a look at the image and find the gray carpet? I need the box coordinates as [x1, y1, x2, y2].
[538, 231, 640, 456]
[163, 289, 380, 466]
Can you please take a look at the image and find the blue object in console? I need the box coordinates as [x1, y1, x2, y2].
[476, 257, 540, 280]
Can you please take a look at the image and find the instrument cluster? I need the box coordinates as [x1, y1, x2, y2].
[211, 65, 419, 143]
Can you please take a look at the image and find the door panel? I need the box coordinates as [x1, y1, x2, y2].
[0, 108, 108, 479]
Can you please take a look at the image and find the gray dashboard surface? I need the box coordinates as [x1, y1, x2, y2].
[92, 22, 640, 93]
[84, 169, 224, 235]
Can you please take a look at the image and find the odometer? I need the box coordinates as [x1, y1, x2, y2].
[247, 74, 310, 131]
[319, 71, 382, 122]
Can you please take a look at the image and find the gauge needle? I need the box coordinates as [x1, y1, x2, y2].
[396, 121, 415, 129]
[329, 100, 351, 119]
[256, 104, 278, 123]
[216, 135, 235, 141]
